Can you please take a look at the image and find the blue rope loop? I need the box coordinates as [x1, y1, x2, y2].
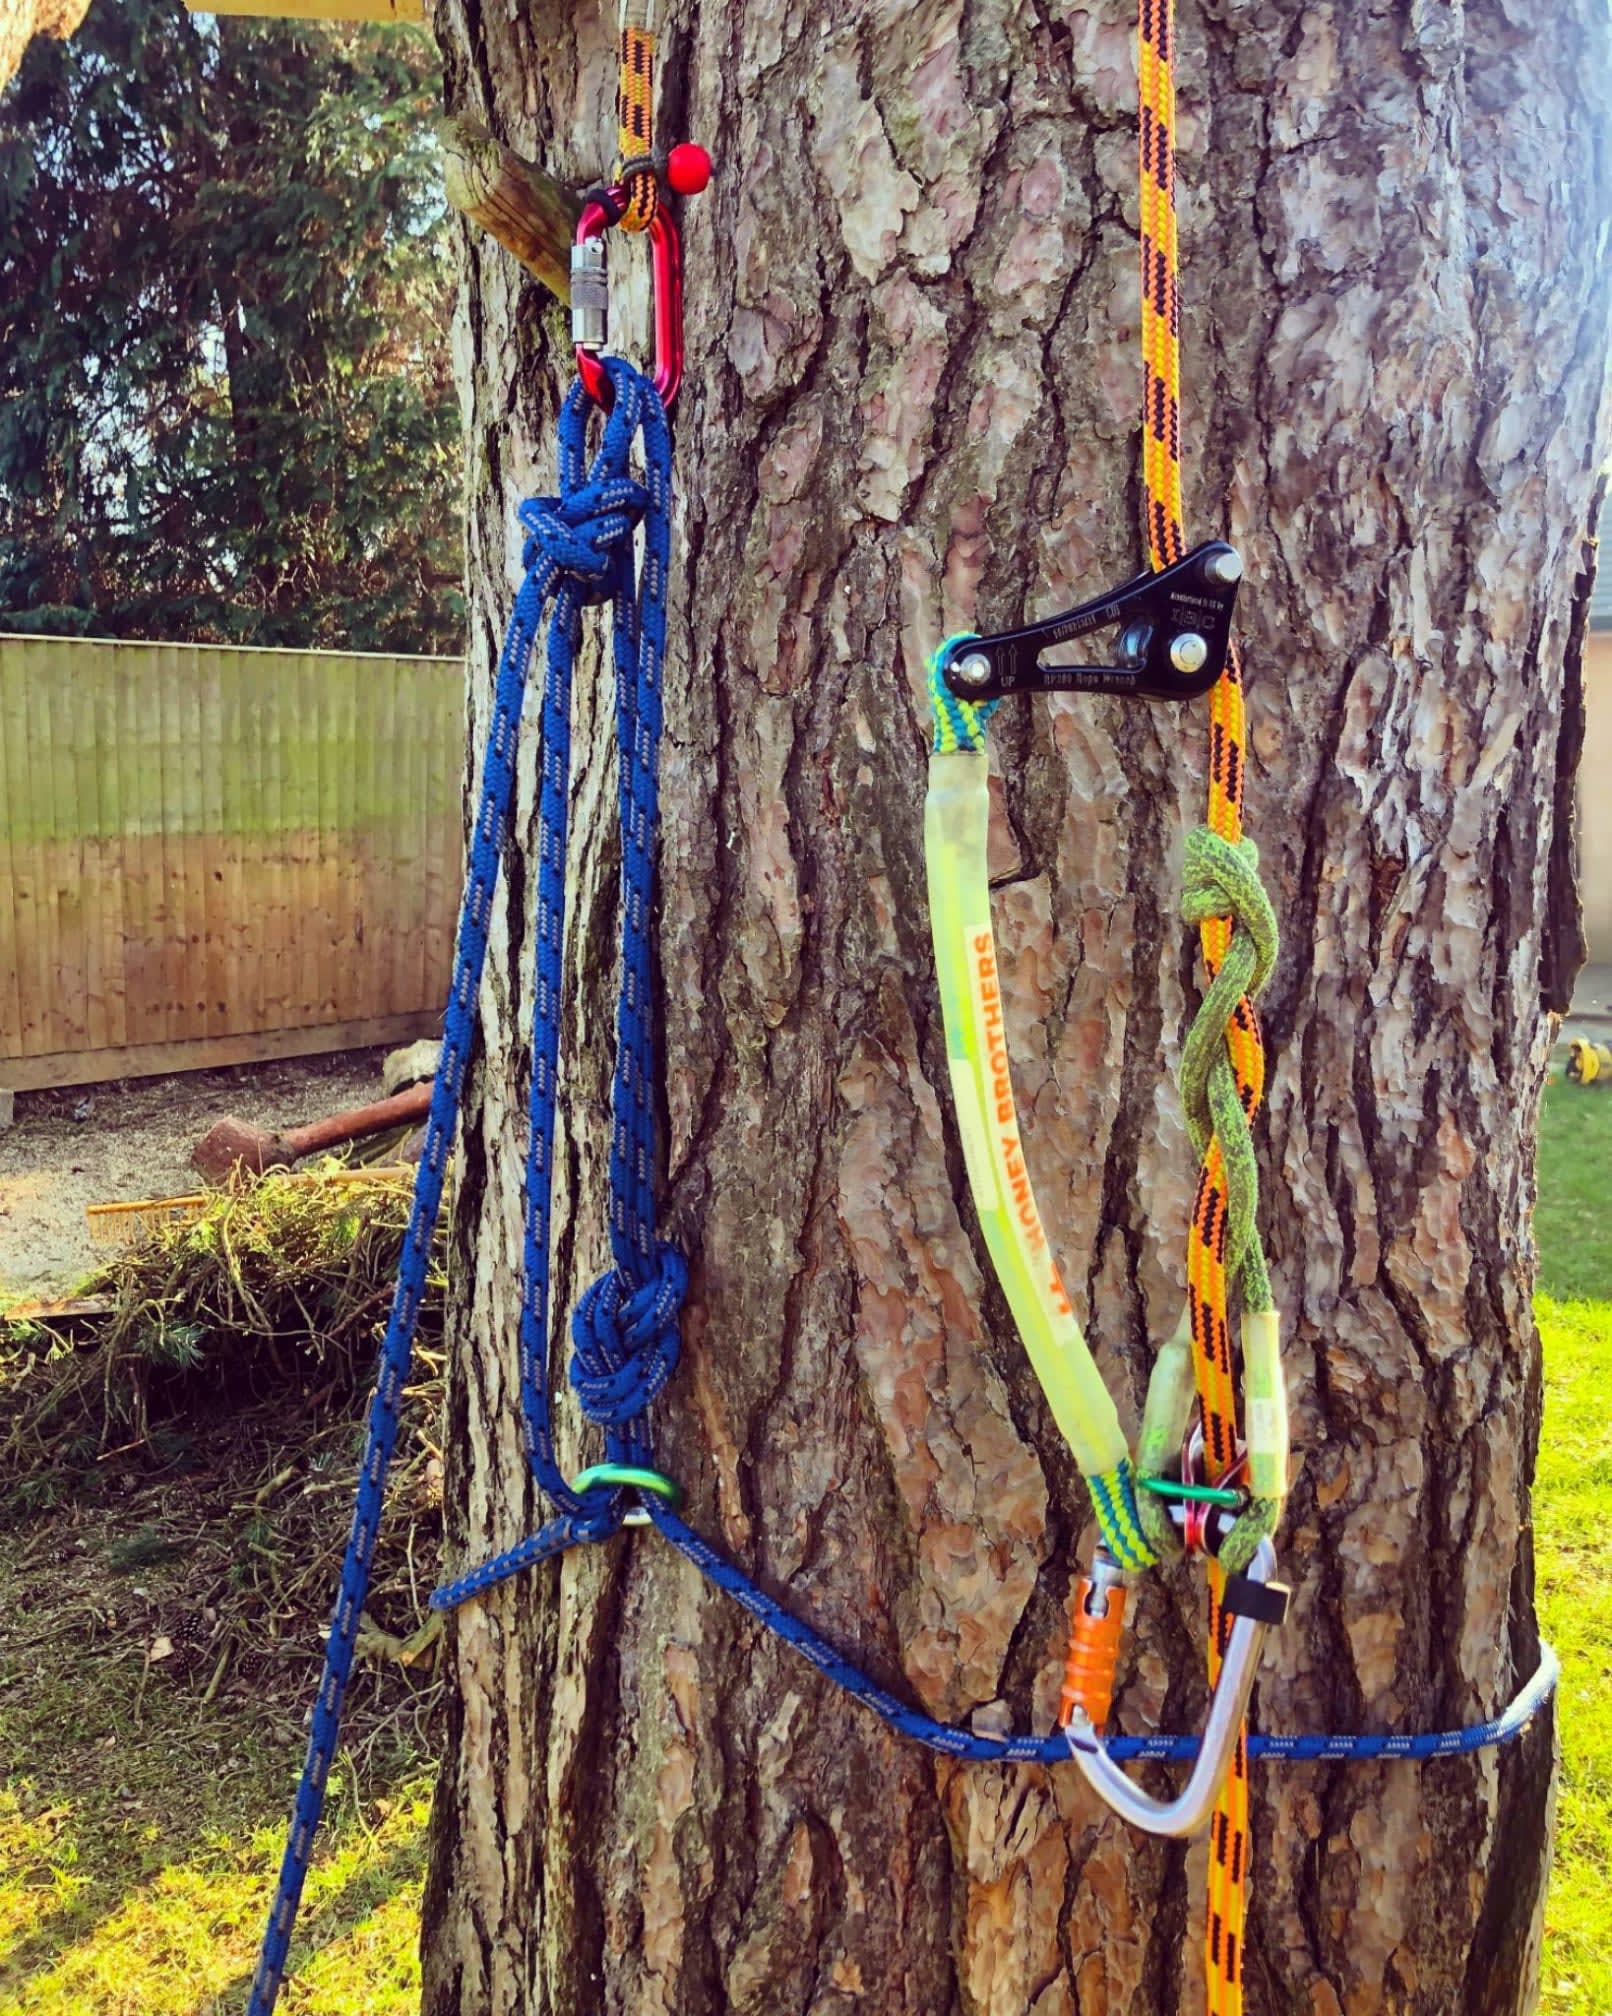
[510, 356, 678, 1546]
[246, 357, 680, 2016]
[250, 355, 1564, 2016]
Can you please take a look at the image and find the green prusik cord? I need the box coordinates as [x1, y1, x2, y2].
[1177, 827, 1279, 1312]
[922, 658, 1288, 1577]
[1168, 825, 1285, 1572]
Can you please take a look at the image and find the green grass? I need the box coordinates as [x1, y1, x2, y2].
[1536, 1079, 1612, 2008]
[0, 1592, 432, 2016]
[1, 1079, 1610, 2009]
[1537, 1294, 1612, 2009]
[1535, 1080, 1612, 1300]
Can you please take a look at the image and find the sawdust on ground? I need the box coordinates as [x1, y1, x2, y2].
[0, 1051, 393, 1296]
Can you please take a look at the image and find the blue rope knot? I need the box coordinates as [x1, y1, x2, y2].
[570, 1242, 688, 1426]
[514, 363, 657, 603]
[518, 474, 650, 601]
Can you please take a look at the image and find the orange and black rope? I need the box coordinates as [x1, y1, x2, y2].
[617, 1, 658, 231]
[1139, 0, 1266, 2008]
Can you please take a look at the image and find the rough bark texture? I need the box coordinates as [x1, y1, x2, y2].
[423, 3, 1610, 2011]
[0, 0, 88, 91]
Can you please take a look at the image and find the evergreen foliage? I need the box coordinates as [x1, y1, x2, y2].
[0, 0, 462, 654]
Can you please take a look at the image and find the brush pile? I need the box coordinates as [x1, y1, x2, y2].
[0, 1166, 447, 1704]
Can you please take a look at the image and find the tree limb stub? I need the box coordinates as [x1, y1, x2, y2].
[439, 115, 579, 303]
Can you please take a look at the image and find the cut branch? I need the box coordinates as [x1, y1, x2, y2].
[439, 115, 579, 303]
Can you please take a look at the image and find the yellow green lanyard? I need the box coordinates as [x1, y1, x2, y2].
[924, 749, 1133, 1485]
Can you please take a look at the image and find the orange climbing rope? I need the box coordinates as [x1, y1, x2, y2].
[616, 0, 659, 230]
[1140, 0, 1266, 2005]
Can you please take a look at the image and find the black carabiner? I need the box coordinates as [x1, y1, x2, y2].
[938, 541, 1244, 704]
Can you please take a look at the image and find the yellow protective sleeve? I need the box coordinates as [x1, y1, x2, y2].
[1240, 1307, 1289, 1502]
[924, 748, 1132, 1481]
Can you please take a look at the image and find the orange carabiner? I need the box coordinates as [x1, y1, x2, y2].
[1064, 1539, 1289, 1839]
[1060, 1548, 1127, 1736]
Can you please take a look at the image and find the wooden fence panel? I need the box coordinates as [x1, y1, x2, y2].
[0, 634, 465, 1090]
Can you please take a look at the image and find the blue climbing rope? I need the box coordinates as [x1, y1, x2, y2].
[249, 356, 1559, 2014]
[432, 1499, 1559, 1768]
[631, 1510, 1560, 1768]
[247, 357, 680, 2016]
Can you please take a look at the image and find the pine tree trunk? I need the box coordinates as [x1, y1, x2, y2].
[0, 0, 88, 93]
[421, 2, 1609, 2010]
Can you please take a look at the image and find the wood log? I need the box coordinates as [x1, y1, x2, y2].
[439, 114, 579, 303]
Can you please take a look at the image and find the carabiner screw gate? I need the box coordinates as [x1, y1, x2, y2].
[1060, 1546, 1129, 1737]
[570, 237, 608, 352]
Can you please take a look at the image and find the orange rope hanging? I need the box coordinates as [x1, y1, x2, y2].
[616, 0, 659, 230]
[1138, 2, 1268, 2008]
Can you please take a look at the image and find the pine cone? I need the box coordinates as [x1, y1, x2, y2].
[151, 1611, 214, 1680]
[234, 1645, 279, 1685]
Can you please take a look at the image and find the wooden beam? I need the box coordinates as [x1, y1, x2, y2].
[0, 1013, 441, 1093]
[185, 0, 426, 21]
[2, 1293, 113, 1325]
[440, 115, 579, 303]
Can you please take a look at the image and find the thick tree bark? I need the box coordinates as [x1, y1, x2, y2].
[423, 2, 1610, 2011]
[0, 0, 87, 92]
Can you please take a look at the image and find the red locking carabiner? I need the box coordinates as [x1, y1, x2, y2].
[570, 146, 708, 411]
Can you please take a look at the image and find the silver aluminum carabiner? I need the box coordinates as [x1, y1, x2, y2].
[1063, 1537, 1288, 1837]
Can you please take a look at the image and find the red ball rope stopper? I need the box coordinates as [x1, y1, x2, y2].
[666, 143, 712, 196]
